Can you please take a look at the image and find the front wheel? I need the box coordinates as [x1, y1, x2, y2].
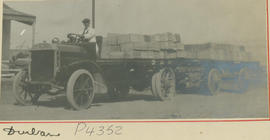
[13, 70, 40, 105]
[66, 69, 95, 110]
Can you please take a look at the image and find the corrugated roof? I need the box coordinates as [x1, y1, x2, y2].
[3, 3, 36, 25]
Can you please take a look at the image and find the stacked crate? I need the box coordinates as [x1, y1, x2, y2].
[184, 43, 232, 60]
[210, 43, 234, 61]
[231, 46, 249, 62]
[101, 32, 184, 59]
[183, 43, 250, 62]
[119, 34, 151, 59]
[149, 33, 182, 59]
[150, 32, 181, 43]
[100, 33, 122, 59]
[101, 33, 251, 61]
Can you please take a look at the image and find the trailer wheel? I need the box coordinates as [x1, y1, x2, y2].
[208, 68, 221, 95]
[108, 85, 129, 98]
[152, 68, 176, 100]
[13, 70, 40, 105]
[151, 73, 159, 98]
[238, 68, 249, 93]
[66, 69, 95, 110]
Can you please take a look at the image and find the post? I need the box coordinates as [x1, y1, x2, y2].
[32, 21, 36, 48]
[2, 20, 11, 60]
[92, 0, 95, 28]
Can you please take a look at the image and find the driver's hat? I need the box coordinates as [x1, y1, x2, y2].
[82, 18, 90, 24]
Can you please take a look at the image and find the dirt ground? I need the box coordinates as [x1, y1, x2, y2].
[0, 80, 268, 120]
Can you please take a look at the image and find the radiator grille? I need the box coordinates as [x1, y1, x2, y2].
[30, 50, 55, 81]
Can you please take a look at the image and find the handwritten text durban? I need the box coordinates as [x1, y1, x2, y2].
[2, 126, 60, 137]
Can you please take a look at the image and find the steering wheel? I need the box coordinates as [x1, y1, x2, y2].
[67, 33, 84, 43]
[52, 37, 60, 44]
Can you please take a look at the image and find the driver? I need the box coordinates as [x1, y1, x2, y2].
[80, 18, 99, 57]
[80, 18, 96, 42]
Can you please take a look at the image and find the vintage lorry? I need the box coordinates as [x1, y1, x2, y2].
[13, 34, 179, 110]
[12, 32, 260, 110]
[12, 1, 261, 110]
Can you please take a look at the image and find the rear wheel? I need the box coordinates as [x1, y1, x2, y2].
[66, 69, 95, 110]
[13, 70, 40, 105]
[151, 73, 159, 98]
[208, 68, 221, 95]
[151, 68, 176, 100]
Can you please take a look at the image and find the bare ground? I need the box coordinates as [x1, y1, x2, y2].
[0, 80, 268, 120]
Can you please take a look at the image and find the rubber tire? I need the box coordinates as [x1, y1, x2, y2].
[152, 68, 176, 101]
[208, 68, 221, 96]
[13, 70, 33, 105]
[151, 72, 159, 98]
[66, 69, 95, 110]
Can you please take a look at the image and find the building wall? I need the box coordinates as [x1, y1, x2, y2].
[2, 20, 11, 60]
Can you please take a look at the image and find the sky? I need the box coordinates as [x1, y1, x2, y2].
[5, 0, 268, 63]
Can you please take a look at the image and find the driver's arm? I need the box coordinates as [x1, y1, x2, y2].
[83, 28, 95, 41]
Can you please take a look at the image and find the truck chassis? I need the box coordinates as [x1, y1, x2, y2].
[13, 53, 258, 110]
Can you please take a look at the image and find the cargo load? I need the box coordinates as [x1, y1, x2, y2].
[101, 33, 251, 62]
[101, 32, 184, 59]
[150, 32, 181, 42]
[183, 43, 251, 61]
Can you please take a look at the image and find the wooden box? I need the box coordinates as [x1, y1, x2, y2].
[151, 33, 177, 42]
[120, 42, 150, 48]
[118, 34, 145, 44]
[106, 33, 121, 45]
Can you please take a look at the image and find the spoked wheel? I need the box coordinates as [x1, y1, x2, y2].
[238, 68, 249, 93]
[66, 69, 95, 110]
[13, 70, 40, 105]
[151, 68, 176, 101]
[108, 85, 129, 98]
[151, 73, 159, 98]
[208, 68, 221, 95]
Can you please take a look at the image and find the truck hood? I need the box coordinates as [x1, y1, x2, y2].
[31, 43, 86, 53]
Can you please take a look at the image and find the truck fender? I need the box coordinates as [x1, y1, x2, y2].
[61, 60, 108, 94]
[67, 60, 102, 73]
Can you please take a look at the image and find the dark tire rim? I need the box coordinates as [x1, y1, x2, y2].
[13, 71, 36, 105]
[66, 69, 95, 110]
[73, 73, 94, 108]
[160, 68, 176, 99]
[153, 68, 176, 100]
